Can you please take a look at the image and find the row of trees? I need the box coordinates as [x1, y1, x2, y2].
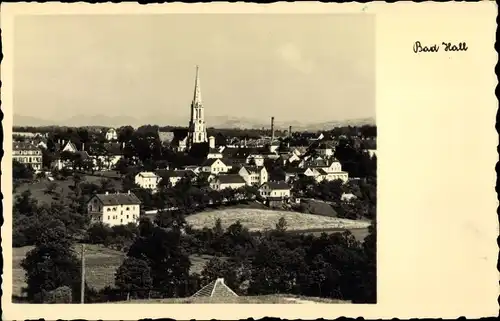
[290, 176, 377, 220]
[102, 215, 376, 303]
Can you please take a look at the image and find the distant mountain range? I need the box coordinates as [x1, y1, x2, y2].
[13, 113, 375, 131]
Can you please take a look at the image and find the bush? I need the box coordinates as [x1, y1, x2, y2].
[44, 286, 73, 303]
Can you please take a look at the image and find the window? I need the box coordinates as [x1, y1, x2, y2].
[107, 208, 111, 212]
[127, 215, 129, 219]
[126, 207, 130, 210]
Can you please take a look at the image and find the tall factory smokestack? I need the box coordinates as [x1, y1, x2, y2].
[271, 117, 275, 142]
[288, 125, 292, 138]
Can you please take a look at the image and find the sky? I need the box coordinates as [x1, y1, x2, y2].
[13, 14, 375, 126]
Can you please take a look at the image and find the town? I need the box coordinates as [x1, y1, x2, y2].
[12, 67, 377, 304]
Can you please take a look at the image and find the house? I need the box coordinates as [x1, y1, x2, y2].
[315, 142, 335, 157]
[341, 193, 358, 202]
[157, 169, 196, 187]
[87, 191, 141, 227]
[364, 149, 377, 158]
[62, 140, 78, 153]
[191, 278, 238, 298]
[278, 152, 300, 165]
[105, 128, 118, 141]
[53, 150, 91, 171]
[290, 147, 307, 157]
[90, 143, 123, 170]
[309, 160, 349, 183]
[135, 172, 161, 192]
[13, 142, 43, 173]
[210, 174, 246, 191]
[269, 141, 280, 153]
[170, 130, 189, 152]
[238, 165, 268, 186]
[280, 167, 314, 182]
[183, 165, 202, 174]
[259, 181, 291, 202]
[246, 154, 265, 167]
[201, 158, 229, 175]
[207, 148, 223, 159]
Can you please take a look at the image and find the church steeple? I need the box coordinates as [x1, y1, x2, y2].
[193, 65, 202, 106]
[188, 65, 208, 149]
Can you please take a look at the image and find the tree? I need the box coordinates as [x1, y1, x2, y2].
[86, 222, 113, 245]
[13, 160, 34, 181]
[13, 190, 38, 217]
[200, 257, 245, 294]
[44, 181, 58, 195]
[275, 217, 288, 233]
[126, 227, 192, 298]
[115, 257, 153, 300]
[20, 219, 80, 302]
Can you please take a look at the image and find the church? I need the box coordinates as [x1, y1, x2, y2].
[169, 66, 215, 152]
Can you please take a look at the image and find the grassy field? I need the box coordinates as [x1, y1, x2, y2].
[13, 175, 122, 205]
[12, 244, 214, 298]
[186, 208, 371, 232]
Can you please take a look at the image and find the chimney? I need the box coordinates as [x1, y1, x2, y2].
[288, 126, 292, 138]
[127, 190, 131, 195]
[271, 117, 275, 142]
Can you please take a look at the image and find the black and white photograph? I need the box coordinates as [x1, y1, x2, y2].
[7, 11, 377, 305]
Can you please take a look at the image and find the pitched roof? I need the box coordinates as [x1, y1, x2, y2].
[285, 167, 307, 174]
[240, 165, 263, 175]
[317, 168, 329, 175]
[137, 171, 158, 178]
[13, 142, 40, 151]
[216, 174, 246, 185]
[263, 181, 290, 190]
[92, 192, 141, 206]
[202, 158, 219, 167]
[157, 169, 196, 178]
[191, 278, 238, 298]
[208, 148, 222, 154]
[63, 141, 78, 151]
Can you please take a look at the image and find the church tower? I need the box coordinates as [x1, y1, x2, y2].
[188, 65, 208, 149]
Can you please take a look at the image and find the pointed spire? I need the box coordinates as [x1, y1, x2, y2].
[193, 65, 202, 105]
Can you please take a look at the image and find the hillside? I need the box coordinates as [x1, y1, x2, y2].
[186, 208, 371, 232]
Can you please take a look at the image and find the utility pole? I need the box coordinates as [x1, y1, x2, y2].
[81, 244, 85, 304]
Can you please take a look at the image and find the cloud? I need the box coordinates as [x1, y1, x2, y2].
[276, 43, 314, 74]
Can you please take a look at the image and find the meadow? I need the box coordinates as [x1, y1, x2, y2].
[186, 208, 371, 232]
[12, 244, 213, 298]
[14, 174, 123, 205]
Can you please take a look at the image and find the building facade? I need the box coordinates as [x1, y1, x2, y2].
[13, 142, 43, 172]
[210, 174, 246, 191]
[259, 181, 291, 200]
[87, 191, 141, 227]
[135, 172, 161, 192]
[238, 165, 268, 186]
